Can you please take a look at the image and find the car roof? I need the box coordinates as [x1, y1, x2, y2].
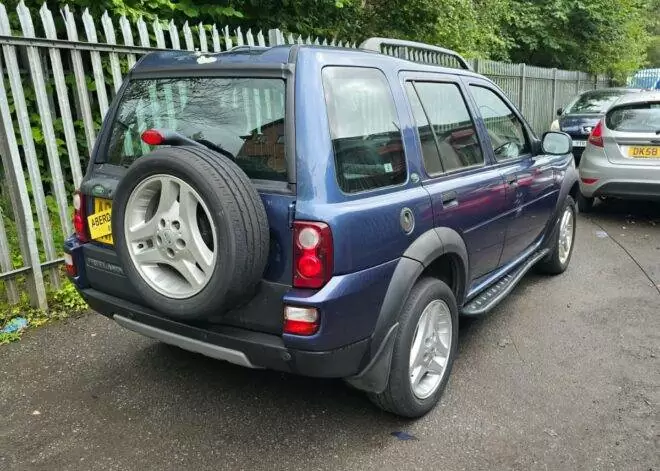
[611, 90, 660, 106]
[131, 44, 483, 80]
[578, 87, 639, 96]
[133, 46, 293, 71]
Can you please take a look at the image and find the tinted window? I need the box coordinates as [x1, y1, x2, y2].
[564, 90, 634, 114]
[105, 77, 287, 181]
[606, 102, 660, 132]
[323, 67, 406, 193]
[406, 81, 483, 174]
[470, 85, 530, 160]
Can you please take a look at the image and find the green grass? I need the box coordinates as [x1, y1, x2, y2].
[1, 185, 88, 345]
[0, 277, 88, 346]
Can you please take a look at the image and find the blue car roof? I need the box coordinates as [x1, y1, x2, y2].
[133, 45, 295, 70]
[131, 45, 479, 79]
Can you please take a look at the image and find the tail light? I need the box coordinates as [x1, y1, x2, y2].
[284, 306, 319, 335]
[64, 253, 76, 277]
[72, 190, 89, 242]
[293, 221, 333, 289]
[581, 177, 599, 184]
[588, 120, 604, 147]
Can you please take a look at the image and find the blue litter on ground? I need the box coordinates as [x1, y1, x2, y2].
[391, 431, 418, 440]
[595, 231, 608, 238]
[1, 317, 28, 334]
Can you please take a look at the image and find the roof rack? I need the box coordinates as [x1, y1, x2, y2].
[359, 37, 471, 71]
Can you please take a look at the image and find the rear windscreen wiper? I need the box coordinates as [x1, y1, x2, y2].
[143, 128, 236, 160]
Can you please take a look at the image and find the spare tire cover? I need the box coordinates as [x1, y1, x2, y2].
[111, 145, 269, 320]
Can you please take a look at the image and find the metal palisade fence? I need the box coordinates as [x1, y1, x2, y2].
[0, 1, 611, 309]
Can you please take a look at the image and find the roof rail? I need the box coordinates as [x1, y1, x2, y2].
[359, 37, 471, 71]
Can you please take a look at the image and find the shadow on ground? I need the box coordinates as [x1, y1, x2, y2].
[586, 198, 660, 223]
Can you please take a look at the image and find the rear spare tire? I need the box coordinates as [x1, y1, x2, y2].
[112, 146, 269, 320]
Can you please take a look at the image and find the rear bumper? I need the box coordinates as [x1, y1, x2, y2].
[579, 147, 660, 199]
[83, 287, 369, 378]
[65, 236, 396, 351]
[591, 182, 660, 199]
[65, 234, 397, 378]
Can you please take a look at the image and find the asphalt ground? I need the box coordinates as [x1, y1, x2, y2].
[1, 200, 658, 470]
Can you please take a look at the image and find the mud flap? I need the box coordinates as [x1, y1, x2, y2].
[345, 323, 398, 393]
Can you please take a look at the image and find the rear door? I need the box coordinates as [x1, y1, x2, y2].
[402, 72, 508, 280]
[84, 74, 295, 286]
[603, 96, 660, 166]
[464, 78, 557, 265]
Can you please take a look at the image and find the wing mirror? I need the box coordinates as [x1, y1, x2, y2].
[542, 131, 572, 155]
[556, 107, 563, 116]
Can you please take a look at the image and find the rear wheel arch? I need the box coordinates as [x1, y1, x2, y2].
[387, 227, 469, 337]
[346, 227, 469, 393]
[429, 227, 469, 304]
[421, 253, 466, 308]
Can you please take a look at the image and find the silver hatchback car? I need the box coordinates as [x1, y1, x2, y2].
[578, 90, 660, 212]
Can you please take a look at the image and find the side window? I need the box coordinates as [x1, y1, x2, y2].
[406, 81, 484, 174]
[322, 67, 406, 193]
[469, 85, 530, 160]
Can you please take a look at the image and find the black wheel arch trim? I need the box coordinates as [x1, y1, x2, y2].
[346, 227, 469, 393]
[542, 160, 578, 249]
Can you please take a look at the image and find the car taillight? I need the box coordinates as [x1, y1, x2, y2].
[293, 221, 333, 289]
[581, 177, 599, 184]
[72, 190, 88, 242]
[283, 306, 319, 335]
[64, 253, 76, 277]
[588, 120, 604, 147]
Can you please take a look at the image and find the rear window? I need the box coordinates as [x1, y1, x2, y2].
[606, 102, 660, 132]
[322, 67, 406, 193]
[105, 77, 287, 181]
[564, 90, 632, 114]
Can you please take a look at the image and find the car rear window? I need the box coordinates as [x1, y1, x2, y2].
[104, 77, 287, 181]
[564, 90, 632, 114]
[322, 67, 406, 193]
[606, 102, 660, 132]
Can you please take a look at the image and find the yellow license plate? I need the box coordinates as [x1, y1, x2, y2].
[627, 146, 660, 158]
[88, 198, 113, 244]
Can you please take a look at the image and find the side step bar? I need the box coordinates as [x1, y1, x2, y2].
[461, 249, 549, 316]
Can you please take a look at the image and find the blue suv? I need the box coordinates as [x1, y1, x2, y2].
[65, 38, 578, 417]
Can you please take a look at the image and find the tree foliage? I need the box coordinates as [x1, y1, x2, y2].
[3, 0, 656, 78]
[502, 0, 652, 80]
[646, 0, 660, 66]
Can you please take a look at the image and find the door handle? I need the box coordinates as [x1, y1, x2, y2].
[441, 191, 458, 207]
[506, 175, 518, 186]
